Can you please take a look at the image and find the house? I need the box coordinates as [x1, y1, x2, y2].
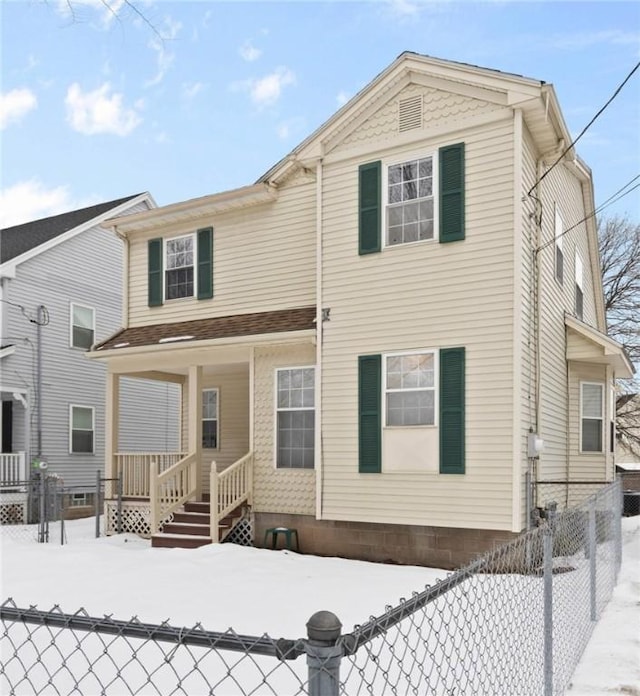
[0, 194, 180, 520]
[88, 53, 633, 568]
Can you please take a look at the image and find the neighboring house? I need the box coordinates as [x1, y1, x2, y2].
[88, 53, 633, 568]
[615, 393, 640, 493]
[0, 194, 180, 518]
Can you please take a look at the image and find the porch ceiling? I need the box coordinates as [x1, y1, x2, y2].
[565, 315, 634, 379]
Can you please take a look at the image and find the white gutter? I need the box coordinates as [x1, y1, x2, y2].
[315, 158, 324, 521]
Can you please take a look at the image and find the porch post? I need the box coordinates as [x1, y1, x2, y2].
[187, 365, 203, 500]
[105, 372, 120, 499]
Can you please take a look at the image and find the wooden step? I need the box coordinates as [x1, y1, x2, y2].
[151, 533, 212, 549]
[172, 511, 210, 525]
[163, 522, 210, 536]
[184, 501, 209, 514]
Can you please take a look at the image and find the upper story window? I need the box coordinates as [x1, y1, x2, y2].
[165, 234, 195, 300]
[70, 303, 95, 350]
[580, 382, 603, 453]
[202, 388, 219, 449]
[386, 156, 435, 246]
[384, 351, 436, 426]
[575, 252, 584, 320]
[358, 143, 464, 255]
[554, 206, 564, 285]
[148, 228, 213, 307]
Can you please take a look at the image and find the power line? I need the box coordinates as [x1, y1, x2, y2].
[536, 173, 640, 253]
[527, 59, 640, 196]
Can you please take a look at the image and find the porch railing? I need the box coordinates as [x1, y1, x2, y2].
[114, 452, 187, 498]
[0, 452, 27, 488]
[149, 453, 197, 534]
[210, 452, 253, 542]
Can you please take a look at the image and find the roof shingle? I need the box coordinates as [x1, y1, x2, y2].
[94, 306, 317, 352]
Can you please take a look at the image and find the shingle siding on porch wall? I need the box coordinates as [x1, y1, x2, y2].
[3, 215, 178, 487]
[253, 344, 316, 515]
[126, 177, 316, 328]
[320, 94, 517, 531]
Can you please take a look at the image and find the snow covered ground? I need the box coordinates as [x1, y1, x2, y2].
[1, 515, 638, 694]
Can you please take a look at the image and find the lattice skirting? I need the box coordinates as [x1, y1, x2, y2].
[105, 501, 173, 538]
[0, 493, 28, 525]
[222, 515, 254, 547]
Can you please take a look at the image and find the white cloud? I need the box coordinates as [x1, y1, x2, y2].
[55, 0, 126, 27]
[183, 82, 204, 100]
[0, 88, 37, 129]
[146, 17, 182, 87]
[548, 30, 640, 51]
[234, 67, 295, 108]
[65, 82, 142, 136]
[239, 40, 262, 62]
[0, 180, 100, 228]
[386, 0, 420, 18]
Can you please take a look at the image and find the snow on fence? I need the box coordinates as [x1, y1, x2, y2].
[0, 480, 623, 696]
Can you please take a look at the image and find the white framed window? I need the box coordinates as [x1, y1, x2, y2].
[575, 252, 584, 320]
[554, 206, 564, 285]
[70, 303, 95, 350]
[69, 405, 94, 454]
[384, 153, 436, 247]
[69, 492, 90, 507]
[165, 233, 195, 300]
[384, 351, 437, 426]
[275, 366, 315, 469]
[580, 382, 603, 453]
[202, 388, 219, 449]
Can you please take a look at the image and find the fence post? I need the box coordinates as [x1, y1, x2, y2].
[614, 480, 622, 576]
[95, 470, 101, 539]
[117, 474, 123, 534]
[305, 611, 343, 696]
[543, 513, 554, 696]
[588, 502, 597, 621]
[38, 474, 46, 543]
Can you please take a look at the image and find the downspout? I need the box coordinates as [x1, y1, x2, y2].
[36, 304, 44, 457]
[315, 157, 324, 521]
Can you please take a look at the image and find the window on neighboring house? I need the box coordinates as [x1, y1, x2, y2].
[384, 352, 436, 426]
[581, 382, 603, 452]
[386, 156, 435, 246]
[575, 252, 584, 320]
[70, 405, 94, 454]
[165, 234, 195, 300]
[554, 207, 564, 285]
[69, 492, 90, 507]
[70, 304, 95, 350]
[202, 388, 219, 449]
[276, 367, 315, 469]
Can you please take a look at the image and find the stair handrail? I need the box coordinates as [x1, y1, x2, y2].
[209, 452, 253, 542]
[149, 452, 197, 535]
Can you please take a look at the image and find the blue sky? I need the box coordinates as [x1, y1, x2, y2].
[1, 0, 639, 227]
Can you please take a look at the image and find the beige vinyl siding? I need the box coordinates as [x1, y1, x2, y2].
[127, 180, 316, 327]
[252, 343, 316, 515]
[533, 159, 597, 482]
[567, 362, 608, 480]
[321, 116, 517, 531]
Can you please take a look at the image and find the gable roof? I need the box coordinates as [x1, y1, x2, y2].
[0, 194, 146, 264]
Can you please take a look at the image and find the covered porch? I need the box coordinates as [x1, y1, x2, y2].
[90, 306, 316, 545]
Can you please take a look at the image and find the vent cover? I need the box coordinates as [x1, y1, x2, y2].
[398, 95, 423, 132]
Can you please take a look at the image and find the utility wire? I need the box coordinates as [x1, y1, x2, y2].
[536, 173, 640, 253]
[0, 299, 50, 325]
[527, 59, 640, 196]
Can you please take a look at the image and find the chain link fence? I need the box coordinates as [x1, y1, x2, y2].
[1, 480, 623, 695]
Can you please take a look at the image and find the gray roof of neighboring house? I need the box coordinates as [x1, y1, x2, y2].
[0, 194, 142, 263]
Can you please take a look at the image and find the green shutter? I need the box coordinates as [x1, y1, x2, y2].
[359, 354, 381, 473]
[197, 227, 214, 300]
[440, 347, 465, 474]
[439, 143, 465, 243]
[148, 238, 163, 307]
[359, 161, 381, 255]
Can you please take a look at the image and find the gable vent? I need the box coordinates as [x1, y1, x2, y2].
[398, 95, 423, 132]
